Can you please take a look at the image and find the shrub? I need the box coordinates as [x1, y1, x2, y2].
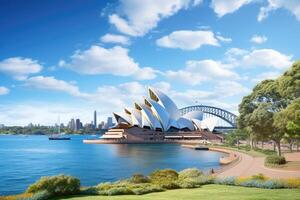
[130, 174, 150, 184]
[239, 179, 264, 188]
[251, 173, 267, 181]
[177, 175, 214, 188]
[283, 178, 300, 188]
[261, 179, 286, 189]
[178, 168, 203, 180]
[265, 155, 286, 165]
[150, 169, 179, 189]
[106, 187, 133, 196]
[130, 184, 164, 195]
[26, 175, 80, 197]
[214, 176, 236, 185]
[29, 190, 51, 200]
[80, 187, 99, 195]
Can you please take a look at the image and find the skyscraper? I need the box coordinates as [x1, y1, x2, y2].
[94, 110, 97, 129]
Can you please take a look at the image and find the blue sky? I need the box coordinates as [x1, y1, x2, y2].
[0, 0, 299, 126]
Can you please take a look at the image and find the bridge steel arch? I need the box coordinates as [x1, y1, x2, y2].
[179, 105, 237, 128]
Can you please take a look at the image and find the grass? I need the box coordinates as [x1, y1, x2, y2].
[58, 185, 300, 200]
[267, 161, 300, 171]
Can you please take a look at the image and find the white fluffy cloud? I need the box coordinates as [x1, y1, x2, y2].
[165, 59, 239, 85]
[250, 35, 267, 44]
[0, 86, 9, 95]
[241, 49, 293, 69]
[156, 30, 219, 50]
[258, 0, 300, 22]
[0, 57, 43, 80]
[225, 48, 293, 69]
[61, 45, 157, 80]
[100, 33, 130, 45]
[210, 0, 252, 17]
[109, 0, 202, 36]
[25, 76, 90, 98]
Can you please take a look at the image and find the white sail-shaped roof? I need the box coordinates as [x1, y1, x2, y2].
[144, 97, 170, 131]
[201, 117, 219, 132]
[138, 103, 162, 130]
[177, 117, 195, 130]
[129, 108, 142, 127]
[112, 87, 219, 132]
[148, 87, 180, 120]
[113, 112, 131, 124]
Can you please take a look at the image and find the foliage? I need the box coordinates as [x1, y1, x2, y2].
[265, 155, 286, 165]
[214, 177, 236, 185]
[96, 182, 164, 196]
[178, 168, 203, 180]
[237, 61, 300, 156]
[283, 178, 300, 188]
[80, 187, 100, 195]
[130, 184, 164, 195]
[130, 174, 150, 184]
[19, 190, 52, 200]
[251, 173, 268, 181]
[149, 169, 179, 189]
[26, 175, 80, 197]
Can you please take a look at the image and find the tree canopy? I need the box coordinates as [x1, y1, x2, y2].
[237, 61, 300, 155]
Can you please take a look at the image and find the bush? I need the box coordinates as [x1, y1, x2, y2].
[130, 174, 150, 184]
[26, 175, 80, 197]
[214, 177, 236, 185]
[130, 184, 164, 195]
[261, 179, 286, 189]
[283, 178, 300, 188]
[177, 175, 214, 188]
[239, 179, 264, 188]
[251, 173, 267, 181]
[29, 190, 51, 200]
[265, 155, 286, 165]
[150, 169, 179, 189]
[80, 187, 99, 195]
[106, 187, 133, 196]
[178, 168, 203, 180]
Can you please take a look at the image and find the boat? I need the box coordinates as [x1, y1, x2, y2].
[48, 117, 71, 140]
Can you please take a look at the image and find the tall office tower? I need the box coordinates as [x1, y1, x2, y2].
[107, 117, 113, 129]
[75, 119, 81, 131]
[69, 118, 76, 131]
[94, 110, 97, 129]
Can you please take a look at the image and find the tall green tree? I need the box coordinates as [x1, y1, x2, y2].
[238, 61, 300, 156]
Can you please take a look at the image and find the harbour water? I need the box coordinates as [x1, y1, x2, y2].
[0, 135, 225, 195]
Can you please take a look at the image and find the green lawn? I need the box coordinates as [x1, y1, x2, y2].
[59, 185, 300, 200]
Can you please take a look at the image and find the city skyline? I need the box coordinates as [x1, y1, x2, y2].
[0, 0, 300, 125]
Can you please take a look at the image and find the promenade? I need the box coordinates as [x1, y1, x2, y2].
[217, 150, 300, 178]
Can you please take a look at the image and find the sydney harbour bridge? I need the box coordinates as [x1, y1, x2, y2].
[179, 105, 237, 130]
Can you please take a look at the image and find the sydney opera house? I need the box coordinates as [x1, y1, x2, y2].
[88, 87, 224, 144]
[113, 87, 218, 132]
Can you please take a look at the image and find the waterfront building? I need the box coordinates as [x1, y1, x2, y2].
[75, 119, 82, 131]
[68, 119, 76, 131]
[0, 124, 4, 129]
[112, 87, 219, 132]
[94, 110, 97, 129]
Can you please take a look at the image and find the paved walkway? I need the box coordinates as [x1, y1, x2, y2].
[217, 150, 300, 178]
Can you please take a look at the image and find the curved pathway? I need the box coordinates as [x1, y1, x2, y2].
[216, 150, 300, 178]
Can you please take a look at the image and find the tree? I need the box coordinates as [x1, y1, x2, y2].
[238, 61, 300, 156]
[275, 98, 300, 151]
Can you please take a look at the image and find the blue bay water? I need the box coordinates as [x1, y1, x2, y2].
[0, 135, 225, 195]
